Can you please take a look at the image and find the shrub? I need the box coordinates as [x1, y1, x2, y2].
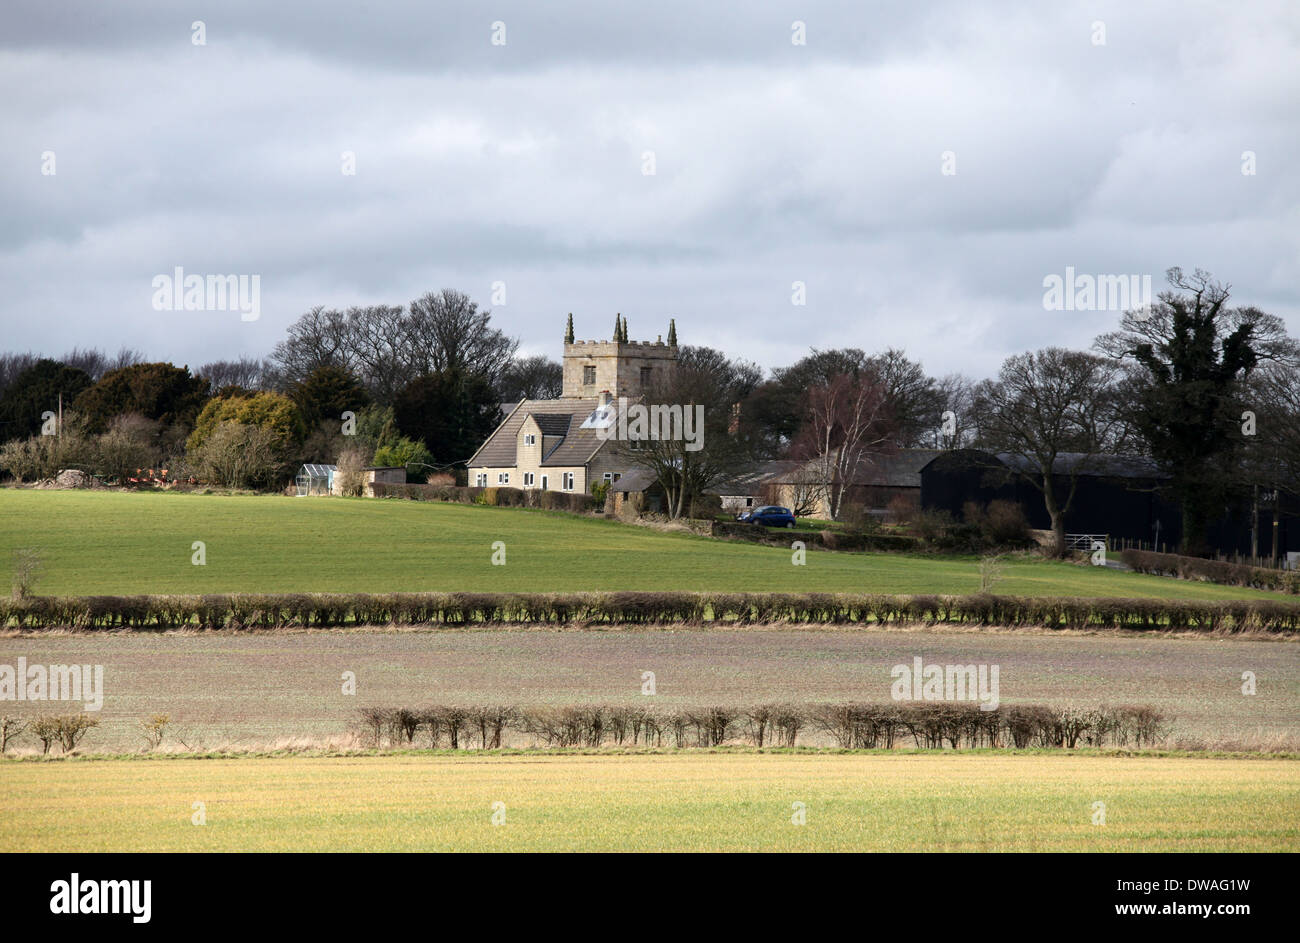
[0, 715, 27, 752]
[1120, 549, 1299, 595]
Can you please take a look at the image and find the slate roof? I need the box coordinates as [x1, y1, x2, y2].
[530, 413, 573, 436]
[921, 449, 1168, 480]
[468, 398, 607, 468]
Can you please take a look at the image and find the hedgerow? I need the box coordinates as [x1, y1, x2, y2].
[1120, 549, 1300, 594]
[3, 592, 1297, 632]
[355, 702, 1172, 750]
[370, 482, 595, 514]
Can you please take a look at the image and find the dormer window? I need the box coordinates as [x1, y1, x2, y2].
[523, 434, 536, 446]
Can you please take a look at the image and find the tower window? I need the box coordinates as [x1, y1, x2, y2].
[583, 366, 596, 385]
[640, 366, 652, 387]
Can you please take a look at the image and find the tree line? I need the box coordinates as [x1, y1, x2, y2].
[1, 269, 1297, 558]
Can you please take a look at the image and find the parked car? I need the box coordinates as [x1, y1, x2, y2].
[736, 505, 797, 528]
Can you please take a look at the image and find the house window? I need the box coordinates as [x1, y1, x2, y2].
[562, 472, 574, 491]
[603, 472, 614, 481]
[475, 473, 487, 487]
[498, 472, 510, 484]
[583, 366, 596, 385]
[523, 472, 535, 487]
[523, 434, 536, 446]
[541, 475, 548, 490]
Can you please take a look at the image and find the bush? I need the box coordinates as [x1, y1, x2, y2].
[2, 591, 1297, 633]
[1120, 549, 1299, 594]
[379, 700, 1171, 752]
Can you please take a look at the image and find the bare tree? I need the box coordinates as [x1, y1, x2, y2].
[198, 356, 267, 392]
[972, 348, 1127, 556]
[497, 355, 563, 401]
[269, 306, 357, 389]
[617, 352, 755, 520]
[791, 372, 894, 521]
[405, 289, 518, 383]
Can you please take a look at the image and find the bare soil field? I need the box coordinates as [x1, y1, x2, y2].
[1, 628, 1295, 752]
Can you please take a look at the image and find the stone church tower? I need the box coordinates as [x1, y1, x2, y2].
[560, 314, 679, 399]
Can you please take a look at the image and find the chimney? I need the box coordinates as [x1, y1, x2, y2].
[598, 390, 612, 407]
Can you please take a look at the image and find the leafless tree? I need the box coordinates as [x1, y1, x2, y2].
[791, 372, 894, 521]
[405, 289, 518, 384]
[971, 347, 1128, 556]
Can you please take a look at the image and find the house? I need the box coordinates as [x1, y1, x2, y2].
[467, 316, 679, 496]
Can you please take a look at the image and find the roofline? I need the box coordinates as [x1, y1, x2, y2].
[466, 400, 526, 467]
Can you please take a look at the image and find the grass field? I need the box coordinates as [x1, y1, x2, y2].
[2, 629, 1294, 750]
[0, 490, 1280, 599]
[2, 753, 1296, 851]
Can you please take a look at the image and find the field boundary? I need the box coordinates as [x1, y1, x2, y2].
[7, 746, 1299, 762]
[4, 591, 1300, 632]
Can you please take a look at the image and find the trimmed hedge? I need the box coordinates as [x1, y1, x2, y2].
[358, 702, 1172, 750]
[3, 591, 1297, 632]
[371, 482, 595, 514]
[1120, 549, 1300, 595]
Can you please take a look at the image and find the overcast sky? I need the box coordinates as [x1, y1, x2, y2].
[2, 0, 1297, 380]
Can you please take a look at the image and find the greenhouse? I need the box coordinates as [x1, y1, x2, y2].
[295, 463, 336, 497]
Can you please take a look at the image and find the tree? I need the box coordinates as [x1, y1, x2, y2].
[971, 348, 1127, 556]
[187, 391, 302, 453]
[290, 365, 370, 428]
[268, 306, 357, 390]
[392, 369, 502, 467]
[0, 359, 92, 442]
[1240, 362, 1300, 559]
[59, 346, 145, 382]
[73, 362, 209, 434]
[372, 436, 434, 478]
[1094, 268, 1299, 554]
[345, 304, 409, 403]
[188, 422, 288, 488]
[198, 356, 267, 392]
[497, 355, 563, 401]
[405, 289, 518, 383]
[617, 352, 758, 520]
[791, 372, 894, 521]
[94, 414, 163, 482]
[862, 348, 945, 447]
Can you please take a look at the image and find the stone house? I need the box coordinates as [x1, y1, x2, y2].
[467, 316, 679, 496]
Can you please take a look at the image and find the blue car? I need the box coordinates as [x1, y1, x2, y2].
[737, 505, 797, 528]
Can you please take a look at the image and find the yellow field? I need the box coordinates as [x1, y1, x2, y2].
[2, 752, 1296, 851]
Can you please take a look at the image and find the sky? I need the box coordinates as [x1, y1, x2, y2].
[2, 0, 1297, 381]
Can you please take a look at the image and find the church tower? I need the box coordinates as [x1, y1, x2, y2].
[561, 315, 679, 399]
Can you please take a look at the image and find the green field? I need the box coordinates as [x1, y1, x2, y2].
[2, 753, 1295, 851]
[0, 490, 1278, 598]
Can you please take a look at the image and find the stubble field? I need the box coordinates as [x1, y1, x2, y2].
[3, 753, 1296, 852]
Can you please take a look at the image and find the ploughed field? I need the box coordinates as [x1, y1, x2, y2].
[2, 753, 1296, 852]
[0, 490, 1281, 598]
[1, 629, 1294, 750]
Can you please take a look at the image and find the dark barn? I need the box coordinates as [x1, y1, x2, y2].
[920, 449, 1300, 559]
